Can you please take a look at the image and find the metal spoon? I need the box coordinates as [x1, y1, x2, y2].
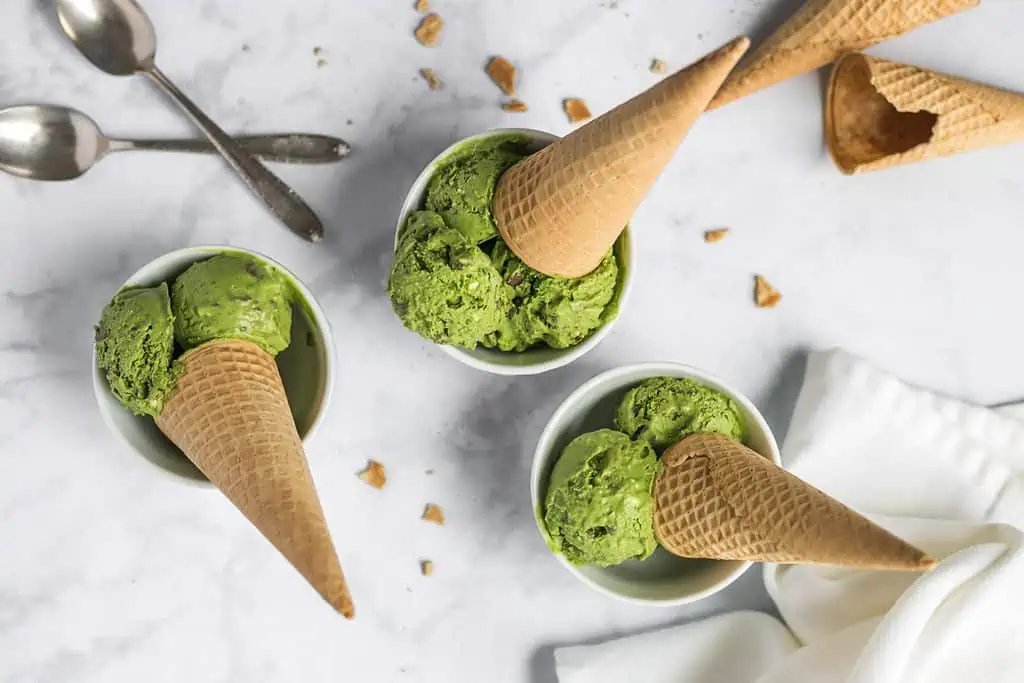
[0, 105, 351, 181]
[56, 0, 325, 242]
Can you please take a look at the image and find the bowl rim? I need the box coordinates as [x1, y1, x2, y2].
[392, 127, 635, 377]
[530, 361, 782, 606]
[91, 244, 336, 485]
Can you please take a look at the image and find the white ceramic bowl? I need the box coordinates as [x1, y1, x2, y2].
[530, 362, 781, 606]
[92, 246, 335, 484]
[394, 128, 634, 376]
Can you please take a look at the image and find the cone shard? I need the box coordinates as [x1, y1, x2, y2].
[156, 339, 355, 618]
[653, 433, 934, 571]
[709, 0, 978, 110]
[827, 52, 1024, 174]
[493, 37, 750, 278]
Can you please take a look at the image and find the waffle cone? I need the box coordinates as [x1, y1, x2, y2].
[493, 37, 749, 278]
[156, 339, 354, 618]
[827, 52, 1024, 174]
[708, 0, 978, 110]
[653, 434, 934, 571]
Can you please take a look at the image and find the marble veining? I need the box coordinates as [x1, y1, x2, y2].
[1, 1, 1023, 681]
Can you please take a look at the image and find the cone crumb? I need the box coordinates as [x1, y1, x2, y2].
[421, 560, 434, 576]
[563, 98, 592, 124]
[754, 275, 782, 308]
[316, 59, 328, 69]
[486, 56, 517, 96]
[650, 58, 667, 74]
[420, 68, 442, 90]
[414, 0, 429, 11]
[358, 460, 387, 489]
[501, 99, 528, 112]
[422, 503, 445, 525]
[704, 229, 730, 243]
[415, 13, 443, 46]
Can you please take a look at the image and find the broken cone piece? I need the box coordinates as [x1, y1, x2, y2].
[493, 37, 750, 278]
[653, 433, 935, 571]
[827, 52, 1024, 175]
[709, 0, 979, 110]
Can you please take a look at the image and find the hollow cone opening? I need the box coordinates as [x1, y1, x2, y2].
[827, 54, 938, 174]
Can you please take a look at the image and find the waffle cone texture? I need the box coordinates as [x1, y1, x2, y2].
[652, 434, 935, 571]
[708, 0, 978, 110]
[827, 52, 1024, 174]
[156, 339, 355, 618]
[493, 37, 750, 278]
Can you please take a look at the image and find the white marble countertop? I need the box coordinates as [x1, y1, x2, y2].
[2, 1, 1023, 681]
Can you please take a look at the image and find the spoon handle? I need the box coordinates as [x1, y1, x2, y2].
[109, 134, 351, 164]
[144, 66, 324, 242]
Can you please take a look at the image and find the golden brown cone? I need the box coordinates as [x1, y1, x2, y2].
[493, 37, 750, 278]
[827, 52, 1024, 174]
[156, 339, 355, 618]
[653, 433, 935, 571]
[708, 0, 978, 110]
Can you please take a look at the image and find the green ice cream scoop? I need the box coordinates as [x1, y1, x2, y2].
[424, 135, 529, 244]
[95, 283, 179, 417]
[615, 377, 745, 451]
[482, 240, 619, 352]
[172, 253, 293, 357]
[543, 429, 659, 567]
[388, 211, 510, 348]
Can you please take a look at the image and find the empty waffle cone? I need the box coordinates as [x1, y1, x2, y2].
[493, 36, 750, 278]
[156, 339, 355, 618]
[653, 433, 935, 571]
[708, 0, 978, 110]
[827, 52, 1024, 174]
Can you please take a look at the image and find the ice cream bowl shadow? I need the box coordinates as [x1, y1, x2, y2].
[530, 362, 781, 606]
[394, 128, 633, 376]
[92, 246, 334, 485]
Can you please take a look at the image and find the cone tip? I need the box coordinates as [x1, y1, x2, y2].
[700, 36, 750, 72]
[722, 35, 751, 59]
[330, 592, 356, 619]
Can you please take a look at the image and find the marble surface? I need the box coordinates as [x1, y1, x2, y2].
[1, 1, 1023, 681]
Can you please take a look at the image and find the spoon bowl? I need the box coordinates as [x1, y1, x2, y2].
[0, 105, 105, 180]
[57, 0, 156, 75]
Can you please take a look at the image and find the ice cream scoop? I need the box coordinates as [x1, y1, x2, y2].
[94, 282, 178, 417]
[543, 430, 659, 567]
[388, 211, 510, 348]
[424, 135, 529, 244]
[615, 377, 745, 450]
[171, 253, 293, 356]
[482, 240, 619, 352]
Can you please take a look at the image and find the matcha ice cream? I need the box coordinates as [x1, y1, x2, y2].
[389, 132, 623, 353]
[95, 283, 179, 417]
[172, 253, 293, 357]
[543, 429, 658, 567]
[615, 377, 745, 450]
[425, 135, 529, 244]
[388, 211, 510, 348]
[483, 241, 619, 352]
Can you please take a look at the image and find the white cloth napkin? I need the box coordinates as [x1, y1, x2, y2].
[555, 349, 1024, 683]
